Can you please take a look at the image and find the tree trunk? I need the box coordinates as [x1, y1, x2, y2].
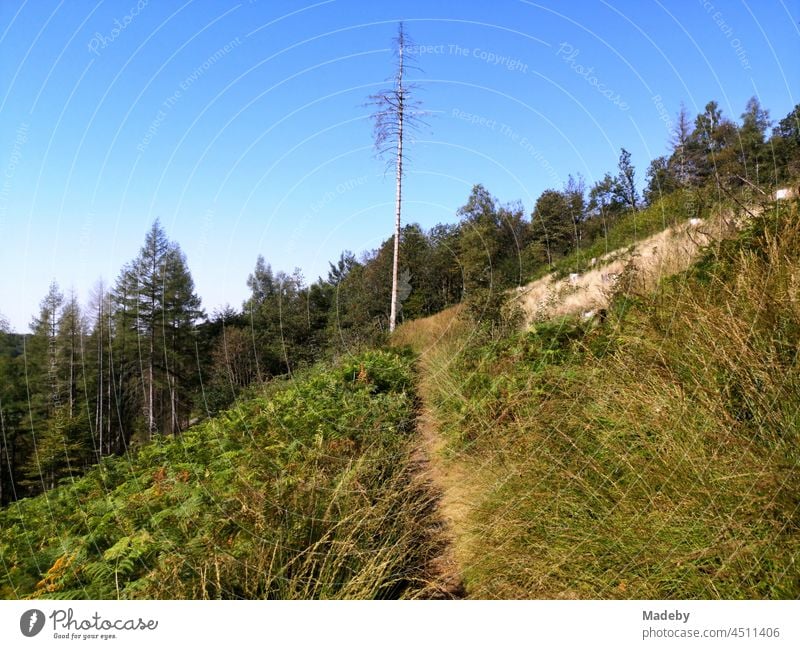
[148, 245, 158, 439]
[106, 357, 111, 455]
[389, 34, 404, 333]
[68, 325, 75, 419]
[97, 301, 103, 458]
[148, 336, 154, 438]
[170, 373, 177, 436]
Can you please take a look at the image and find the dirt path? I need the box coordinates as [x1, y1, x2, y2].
[396, 308, 479, 598]
[412, 404, 467, 598]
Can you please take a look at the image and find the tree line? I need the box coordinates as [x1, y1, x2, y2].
[0, 97, 798, 504]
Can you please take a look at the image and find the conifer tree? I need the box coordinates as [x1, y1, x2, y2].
[56, 291, 84, 420]
[0, 314, 24, 503]
[21, 283, 91, 491]
[112, 221, 202, 439]
[28, 281, 64, 419]
[368, 23, 424, 333]
[86, 280, 113, 457]
[670, 103, 694, 186]
[160, 245, 203, 435]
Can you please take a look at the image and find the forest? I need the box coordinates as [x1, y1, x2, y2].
[0, 97, 797, 507]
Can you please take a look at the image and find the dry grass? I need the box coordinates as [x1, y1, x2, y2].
[393, 305, 492, 596]
[399, 200, 800, 598]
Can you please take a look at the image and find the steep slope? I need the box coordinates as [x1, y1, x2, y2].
[0, 349, 442, 599]
[514, 206, 743, 324]
[397, 198, 800, 598]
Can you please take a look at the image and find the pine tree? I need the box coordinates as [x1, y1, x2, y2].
[56, 291, 84, 420]
[28, 281, 64, 419]
[160, 246, 203, 435]
[21, 404, 88, 491]
[139, 221, 171, 437]
[110, 260, 143, 450]
[86, 280, 114, 457]
[0, 314, 25, 503]
[670, 103, 694, 186]
[21, 283, 91, 492]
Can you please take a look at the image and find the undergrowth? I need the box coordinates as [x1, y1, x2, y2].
[0, 349, 441, 599]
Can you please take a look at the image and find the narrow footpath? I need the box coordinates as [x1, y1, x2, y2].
[396, 308, 477, 599]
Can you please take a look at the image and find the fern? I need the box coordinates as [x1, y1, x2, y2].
[0, 349, 434, 599]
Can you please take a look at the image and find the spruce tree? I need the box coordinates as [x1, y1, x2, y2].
[112, 221, 202, 439]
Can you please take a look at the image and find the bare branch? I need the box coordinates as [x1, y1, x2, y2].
[365, 22, 425, 333]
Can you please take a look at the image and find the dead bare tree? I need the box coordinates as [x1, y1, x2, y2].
[368, 22, 424, 332]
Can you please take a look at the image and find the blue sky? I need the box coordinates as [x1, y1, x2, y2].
[0, 0, 797, 331]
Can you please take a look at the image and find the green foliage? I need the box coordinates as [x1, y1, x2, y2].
[340, 348, 414, 394]
[771, 103, 800, 182]
[21, 406, 91, 491]
[532, 188, 575, 262]
[112, 220, 204, 440]
[0, 349, 437, 599]
[4, 95, 800, 600]
[456, 185, 531, 329]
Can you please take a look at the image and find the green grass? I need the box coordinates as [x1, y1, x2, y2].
[411, 199, 800, 598]
[0, 348, 441, 599]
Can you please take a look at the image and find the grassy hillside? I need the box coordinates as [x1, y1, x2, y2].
[0, 349, 441, 599]
[4, 196, 798, 601]
[396, 198, 800, 598]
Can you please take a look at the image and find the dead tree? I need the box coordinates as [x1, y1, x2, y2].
[368, 23, 424, 332]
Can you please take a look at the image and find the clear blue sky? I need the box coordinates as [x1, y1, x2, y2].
[0, 0, 797, 331]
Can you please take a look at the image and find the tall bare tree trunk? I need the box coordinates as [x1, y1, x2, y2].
[68, 324, 75, 419]
[389, 41, 404, 332]
[148, 254, 156, 439]
[369, 23, 421, 331]
[388, 29, 406, 333]
[106, 357, 111, 455]
[169, 374, 177, 436]
[97, 297, 103, 458]
[148, 332, 155, 439]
